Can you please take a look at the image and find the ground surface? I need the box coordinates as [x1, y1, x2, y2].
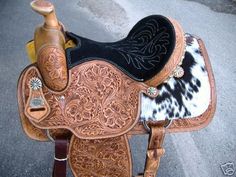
[0, 0, 236, 177]
[188, 0, 236, 14]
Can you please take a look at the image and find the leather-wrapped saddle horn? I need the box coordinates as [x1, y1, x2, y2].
[31, 0, 68, 91]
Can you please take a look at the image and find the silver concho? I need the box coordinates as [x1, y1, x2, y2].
[29, 77, 42, 90]
[147, 87, 159, 97]
[173, 66, 184, 78]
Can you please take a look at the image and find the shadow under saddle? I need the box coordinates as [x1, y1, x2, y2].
[17, 0, 216, 177]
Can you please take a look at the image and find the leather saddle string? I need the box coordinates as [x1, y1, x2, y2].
[53, 138, 69, 177]
[143, 124, 166, 177]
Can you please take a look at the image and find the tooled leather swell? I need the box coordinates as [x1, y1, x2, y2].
[18, 60, 154, 139]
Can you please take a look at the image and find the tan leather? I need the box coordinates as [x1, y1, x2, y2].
[24, 77, 50, 122]
[69, 135, 132, 177]
[19, 60, 153, 139]
[17, 68, 49, 141]
[26, 40, 76, 63]
[144, 124, 166, 177]
[31, 0, 59, 28]
[31, 0, 68, 91]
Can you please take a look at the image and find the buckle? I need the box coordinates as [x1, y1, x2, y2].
[46, 129, 55, 142]
[143, 119, 172, 132]
[54, 155, 68, 162]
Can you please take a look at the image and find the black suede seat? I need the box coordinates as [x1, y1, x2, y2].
[66, 15, 176, 82]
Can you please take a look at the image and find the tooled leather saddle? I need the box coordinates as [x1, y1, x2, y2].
[17, 1, 216, 177]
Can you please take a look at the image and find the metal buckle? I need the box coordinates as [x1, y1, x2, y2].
[46, 130, 69, 162]
[46, 129, 55, 142]
[54, 156, 68, 162]
[143, 119, 172, 132]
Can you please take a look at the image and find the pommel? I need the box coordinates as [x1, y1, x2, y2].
[31, 0, 59, 28]
[32, 0, 68, 91]
[31, 0, 54, 15]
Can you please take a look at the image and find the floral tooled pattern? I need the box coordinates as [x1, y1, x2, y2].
[69, 135, 131, 177]
[37, 47, 67, 91]
[22, 61, 148, 139]
[17, 68, 48, 141]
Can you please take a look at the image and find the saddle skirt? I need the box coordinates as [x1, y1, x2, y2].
[17, 1, 216, 176]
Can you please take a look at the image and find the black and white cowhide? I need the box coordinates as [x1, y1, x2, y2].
[140, 34, 210, 121]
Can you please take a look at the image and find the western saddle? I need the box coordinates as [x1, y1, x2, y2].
[17, 0, 216, 176]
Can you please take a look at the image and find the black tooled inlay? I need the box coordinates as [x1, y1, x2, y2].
[66, 15, 175, 81]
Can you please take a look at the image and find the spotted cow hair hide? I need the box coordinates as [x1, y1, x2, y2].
[140, 34, 211, 121]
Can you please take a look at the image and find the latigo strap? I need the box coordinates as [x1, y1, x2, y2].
[53, 138, 69, 177]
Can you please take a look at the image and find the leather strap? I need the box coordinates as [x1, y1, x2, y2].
[52, 138, 69, 177]
[143, 124, 166, 177]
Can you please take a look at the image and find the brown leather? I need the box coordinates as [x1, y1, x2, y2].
[31, 0, 68, 91]
[53, 138, 69, 177]
[17, 67, 49, 141]
[24, 77, 50, 122]
[69, 135, 132, 177]
[31, 0, 59, 28]
[19, 61, 152, 139]
[143, 124, 166, 177]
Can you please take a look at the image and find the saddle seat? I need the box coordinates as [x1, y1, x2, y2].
[66, 15, 186, 86]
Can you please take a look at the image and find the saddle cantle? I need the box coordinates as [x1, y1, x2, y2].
[17, 1, 216, 177]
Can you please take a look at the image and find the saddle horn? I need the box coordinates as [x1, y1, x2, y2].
[31, 0, 68, 91]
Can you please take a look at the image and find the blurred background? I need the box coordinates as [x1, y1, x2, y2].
[0, 0, 235, 176]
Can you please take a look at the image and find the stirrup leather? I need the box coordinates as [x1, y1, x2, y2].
[142, 123, 166, 177]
